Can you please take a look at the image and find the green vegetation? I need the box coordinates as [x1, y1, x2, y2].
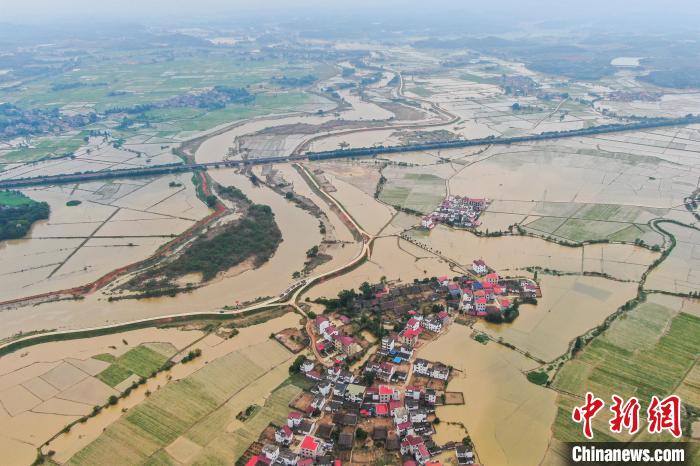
[379, 172, 445, 214]
[0, 190, 49, 241]
[161, 203, 282, 281]
[526, 371, 549, 385]
[552, 302, 700, 441]
[96, 345, 170, 387]
[69, 341, 296, 466]
[66, 200, 82, 207]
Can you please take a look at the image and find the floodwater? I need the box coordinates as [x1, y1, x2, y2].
[646, 223, 700, 294]
[419, 225, 657, 281]
[0, 169, 319, 338]
[45, 312, 300, 463]
[419, 324, 557, 466]
[475, 275, 639, 361]
[0, 174, 208, 303]
[0, 327, 204, 466]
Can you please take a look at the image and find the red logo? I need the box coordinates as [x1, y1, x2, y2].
[572, 392, 605, 439]
[572, 393, 683, 439]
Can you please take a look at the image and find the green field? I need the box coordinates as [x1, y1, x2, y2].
[70, 340, 293, 466]
[520, 202, 666, 245]
[551, 302, 700, 441]
[0, 191, 34, 206]
[95, 345, 172, 387]
[379, 172, 446, 214]
[0, 132, 87, 164]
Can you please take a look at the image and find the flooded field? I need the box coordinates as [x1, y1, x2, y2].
[0, 174, 210, 302]
[59, 314, 301, 465]
[476, 275, 639, 361]
[646, 223, 700, 294]
[411, 225, 658, 281]
[0, 327, 205, 466]
[420, 324, 557, 466]
[45, 312, 301, 464]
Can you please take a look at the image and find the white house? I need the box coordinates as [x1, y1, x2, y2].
[472, 259, 488, 275]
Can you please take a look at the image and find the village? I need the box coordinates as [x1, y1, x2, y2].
[420, 196, 490, 230]
[242, 260, 541, 466]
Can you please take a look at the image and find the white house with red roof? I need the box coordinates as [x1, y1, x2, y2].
[378, 385, 400, 403]
[499, 299, 512, 311]
[472, 259, 488, 274]
[484, 273, 498, 284]
[322, 324, 339, 341]
[437, 276, 449, 286]
[287, 411, 303, 428]
[275, 425, 294, 445]
[474, 297, 487, 312]
[315, 315, 330, 333]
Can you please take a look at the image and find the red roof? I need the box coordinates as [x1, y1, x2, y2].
[417, 444, 430, 457]
[375, 403, 388, 415]
[475, 297, 487, 304]
[339, 335, 354, 346]
[404, 461, 418, 466]
[481, 281, 494, 289]
[407, 318, 420, 327]
[316, 342, 325, 351]
[398, 421, 412, 430]
[474, 290, 486, 297]
[315, 315, 329, 325]
[288, 411, 302, 419]
[389, 400, 402, 410]
[299, 459, 314, 466]
[300, 435, 319, 451]
[485, 273, 498, 280]
[447, 283, 460, 290]
[281, 425, 293, 436]
[437, 276, 448, 282]
[437, 311, 449, 318]
[245, 456, 260, 466]
[500, 299, 511, 308]
[379, 385, 394, 395]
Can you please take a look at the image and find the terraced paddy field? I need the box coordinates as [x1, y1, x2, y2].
[543, 294, 700, 465]
[66, 338, 296, 466]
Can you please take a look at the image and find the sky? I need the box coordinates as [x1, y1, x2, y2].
[2, 0, 699, 24]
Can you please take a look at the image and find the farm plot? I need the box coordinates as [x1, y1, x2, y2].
[379, 171, 446, 214]
[95, 345, 172, 388]
[67, 340, 292, 466]
[646, 223, 700, 295]
[551, 298, 700, 442]
[489, 200, 668, 245]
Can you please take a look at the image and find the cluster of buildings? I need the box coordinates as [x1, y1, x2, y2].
[420, 196, 489, 230]
[314, 315, 361, 359]
[435, 260, 539, 319]
[245, 298, 478, 466]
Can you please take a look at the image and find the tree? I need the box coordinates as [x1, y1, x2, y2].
[307, 310, 317, 319]
[289, 355, 306, 373]
[205, 195, 217, 208]
[285, 191, 294, 200]
[355, 427, 368, 441]
[359, 281, 373, 299]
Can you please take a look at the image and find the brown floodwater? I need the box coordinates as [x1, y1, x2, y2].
[419, 324, 557, 466]
[475, 275, 639, 361]
[45, 312, 300, 463]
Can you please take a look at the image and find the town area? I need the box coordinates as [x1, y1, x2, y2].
[241, 263, 541, 465]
